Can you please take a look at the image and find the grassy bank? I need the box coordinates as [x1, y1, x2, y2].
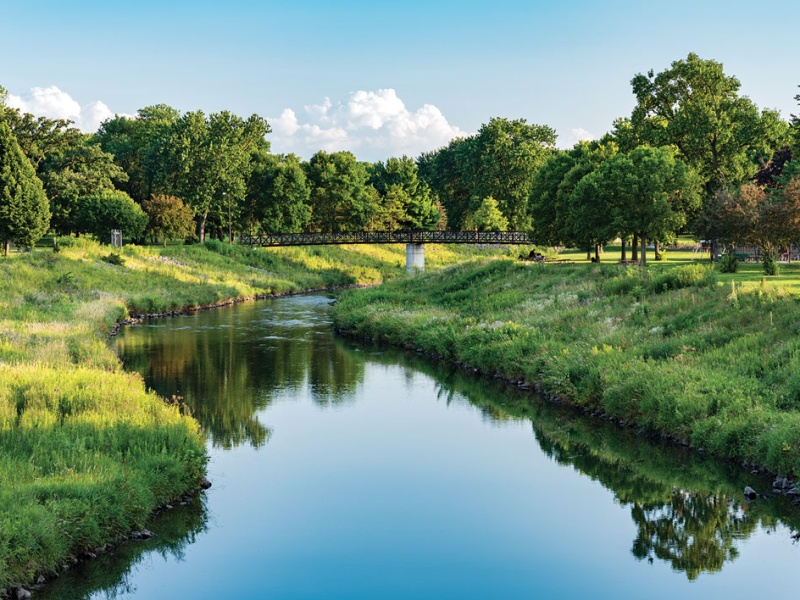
[0, 237, 501, 591]
[333, 257, 800, 477]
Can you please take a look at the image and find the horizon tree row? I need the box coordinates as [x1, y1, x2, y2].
[3, 52, 800, 253]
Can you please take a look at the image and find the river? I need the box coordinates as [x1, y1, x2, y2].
[39, 294, 800, 599]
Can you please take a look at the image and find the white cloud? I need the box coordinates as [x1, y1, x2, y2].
[269, 89, 468, 161]
[560, 127, 596, 148]
[7, 86, 121, 132]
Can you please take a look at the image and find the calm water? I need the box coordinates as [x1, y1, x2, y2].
[42, 295, 800, 599]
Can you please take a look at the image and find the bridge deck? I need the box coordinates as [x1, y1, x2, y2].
[244, 230, 533, 247]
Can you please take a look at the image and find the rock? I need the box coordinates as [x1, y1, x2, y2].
[36, 576, 46, 585]
[773, 476, 790, 490]
[199, 478, 212, 490]
[15, 589, 31, 600]
[744, 486, 758, 500]
[131, 529, 155, 540]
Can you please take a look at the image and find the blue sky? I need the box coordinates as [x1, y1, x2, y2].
[2, 0, 799, 161]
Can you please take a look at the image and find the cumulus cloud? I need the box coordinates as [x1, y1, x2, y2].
[269, 89, 468, 161]
[7, 86, 119, 132]
[560, 127, 596, 148]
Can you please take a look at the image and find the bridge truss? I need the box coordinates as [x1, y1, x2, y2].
[243, 230, 534, 247]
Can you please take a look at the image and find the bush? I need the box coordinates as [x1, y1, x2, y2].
[102, 252, 125, 266]
[762, 249, 779, 276]
[718, 252, 738, 273]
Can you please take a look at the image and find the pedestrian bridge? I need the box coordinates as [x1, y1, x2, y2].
[243, 230, 534, 271]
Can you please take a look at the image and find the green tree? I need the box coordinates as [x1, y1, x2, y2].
[305, 151, 378, 232]
[142, 194, 195, 246]
[591, 146, 701, 265]
[158, 110, 270, 242]
[370, 156, 440, 230]
[472, 196, 509, 231]
[0, 121, 50, 255]
[39, 137, 129, 234]
[465, 117, 557, 230]
[630, 53, 788, 201]
[246, 152, 311, 234]
[73, 189, 148, 241]
[418, 118, 556, 231]
[96, 104, 180, 204]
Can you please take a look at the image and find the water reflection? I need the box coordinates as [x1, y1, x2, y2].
[115, 296, 364, 449]
[99, 296, 800, 597]
[392, 354, 800, 580]
[36, 497, 207, 600]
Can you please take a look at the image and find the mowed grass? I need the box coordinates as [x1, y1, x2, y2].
[333, 255, 800, 477]
[0, 237, 503, 590]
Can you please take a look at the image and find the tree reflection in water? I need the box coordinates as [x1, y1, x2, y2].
[116, 296, 365, 449]
[391, 352, 800, 581]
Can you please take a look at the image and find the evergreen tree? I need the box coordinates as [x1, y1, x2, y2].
[0, 121, 50, 256]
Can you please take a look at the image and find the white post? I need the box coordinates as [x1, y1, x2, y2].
[406, 243, 425, 272]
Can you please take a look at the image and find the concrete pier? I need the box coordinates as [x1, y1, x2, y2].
[406, 243, 425, 272]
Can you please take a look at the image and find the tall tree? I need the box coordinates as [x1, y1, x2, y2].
[370, 156, 440, 230]
[418, 117, 556, 230]
[593, 146, 701, 265]
[96, 104, 180, 204]
[305, 151, 378, 233]
[246, 152, 311, 233]
[464, 117, 557, 230]
[630, 53, 788, 202]
[158, 110, 270, 242]
[39, 137, 128, 234]
[0, 121, 50, 255]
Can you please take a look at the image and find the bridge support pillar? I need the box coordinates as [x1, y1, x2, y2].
[406, 243, 425, 272]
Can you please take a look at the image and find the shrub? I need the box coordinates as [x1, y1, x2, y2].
[718, 252, 738, 273]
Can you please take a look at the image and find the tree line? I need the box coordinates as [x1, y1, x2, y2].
[2, 52, 800, 261]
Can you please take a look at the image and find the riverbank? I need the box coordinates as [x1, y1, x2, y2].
[332, 259, 800, 478]
[0, 238, 503, 593]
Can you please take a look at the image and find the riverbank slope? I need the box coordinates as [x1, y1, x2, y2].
[332, 259, 800, 477]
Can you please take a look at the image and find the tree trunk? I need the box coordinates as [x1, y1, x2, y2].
[621, 237, 627, 262]
[198, 213, 208, 243]
[632, 235, 639, 262]
[640, 234, 647, 266]
[655, 240, 660, 260]
[586, 249, 591, 260]
[595, 244, 601, 263]
[3, 240, 8, 257]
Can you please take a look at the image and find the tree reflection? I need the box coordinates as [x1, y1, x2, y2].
[115, 297, 365, 449]
[36, 496, 208, 600]
[384, 351, 800, 580]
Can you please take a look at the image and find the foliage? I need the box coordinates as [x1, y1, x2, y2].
[305, 150, 378, 232]
[246, 152, 311, 233]
[472, 196, 509, 231]
[419, 117, 556, 230]
[96, 104, 181, 204]
[156, 110, 270, 242]
[0, 121, 50, 254]
[143, 194, 195, 246]
[73, 189, 148, 241]
[630, 53, 789, 200]
[718, 252, 738, 273]
[369, 155, 440, 230]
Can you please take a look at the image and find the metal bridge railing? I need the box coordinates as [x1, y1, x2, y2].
[243, 230, 534, 247]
